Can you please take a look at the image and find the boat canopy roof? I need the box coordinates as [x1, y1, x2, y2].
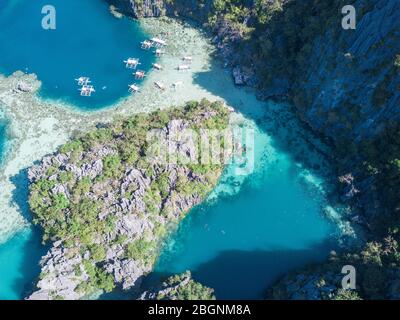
[151, 38, 167, 45]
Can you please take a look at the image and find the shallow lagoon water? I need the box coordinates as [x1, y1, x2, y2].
[0, 0, 154, 109]
[146, 121, 338, 299]
[0, 122, 6, 164]
[0, 228, 46, 300]
[0, 1, 342, 300]
[0, 0, 154, 299]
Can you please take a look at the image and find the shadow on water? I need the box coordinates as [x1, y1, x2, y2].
[191, 58, 344, 211]
[137, 55, 347, 300]
[143, 239, 339, 300]
[5, 168, 47, 299]
[10, 168, 32, 221]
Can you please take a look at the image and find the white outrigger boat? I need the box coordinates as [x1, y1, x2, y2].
[154, 81, 166, 91]
[141, 40, 152, 50]
[152, 63, 163, 70]
[75, 76, 91, 86]
[79, 85, 95, 96]
[134, 70, 146, 79]
[124, 58, 140, 69]
[128, 84, 140, 93]
[182, 56, 193, 63]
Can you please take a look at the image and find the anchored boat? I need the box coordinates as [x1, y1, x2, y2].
[134, 70, 146, 79]
[75, 76, 91, 86]
[151, 37, 167, 47]
[124, 58, 140, 69]
[128, 84, 140, 93]
[152, 63, 163, 70]
[79, 85, 95, 96]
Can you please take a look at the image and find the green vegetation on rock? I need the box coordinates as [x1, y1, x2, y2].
[154, 271, 216, 300]
[270, 237, 400, 300]
[29, 100, 229, 297]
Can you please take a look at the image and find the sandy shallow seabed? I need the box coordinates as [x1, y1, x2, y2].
[0, 17, 269, 243]
[0, 16, 355, 245]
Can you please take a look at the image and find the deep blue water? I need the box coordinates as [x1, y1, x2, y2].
[0, 0, 154, 109]
[0, 0, 340, 300]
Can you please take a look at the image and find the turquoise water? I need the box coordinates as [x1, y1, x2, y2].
[0, 0, 340, 300]
[0, 0, 153, 299]
[0, 0, 154, 109]
[0, 122, 6, 164]
[0, 228, 46, 300]
[0, 123, 47, 299]
[146, 122, 338, 299]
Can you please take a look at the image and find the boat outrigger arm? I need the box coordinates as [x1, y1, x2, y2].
[128, 84, 140, 93]
[124, 58, 140, 69]
[79, 85, 95, 96]
[75, 76, 91, 86]
[151, 37, 167, 47]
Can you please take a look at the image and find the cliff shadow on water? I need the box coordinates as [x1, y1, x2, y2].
[145, 239, 338, 300]
[192, 56, 338, 189]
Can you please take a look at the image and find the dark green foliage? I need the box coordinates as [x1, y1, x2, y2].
[126, 238, 157, 266]
[333, 289, 362, 300]
[103, 154, 122, 178]
[29, 100, 228, 296]
[157, 271, 215, 300]
[355, 121, 400, 234]
[77, 260, 116, 295]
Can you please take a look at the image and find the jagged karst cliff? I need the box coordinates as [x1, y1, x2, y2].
[23, 0, 397, 300]
[27, 100, 230, 299]
[140, 271, 216, 300]
[269, 237, 400, 300]
[107, 0, 400, 231]
[104, 0, 400, 300]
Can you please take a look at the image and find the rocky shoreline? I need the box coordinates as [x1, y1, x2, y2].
[1, 0, 397, 300]
[107, 0, 400, 234]
[103, 0, 400, 300]
[106, 0, 257, 86]
[139, 271, 215, 300]
[27, 100, 231, 299]
[0, 15, 255, 245]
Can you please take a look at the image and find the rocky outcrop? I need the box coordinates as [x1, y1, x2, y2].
[295, 0, 399, 228]
[105, 0, 213, 20]
[105, 0, 166, 18]
[270, 237, 400, 300]
[139, 271, 215, 300]
[297, 0, 400, 141]
[113, 0, 400, 227]
[105, 0, 258, 85]
[102, 0, 400, 299]
[27, 101, 230, 300]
